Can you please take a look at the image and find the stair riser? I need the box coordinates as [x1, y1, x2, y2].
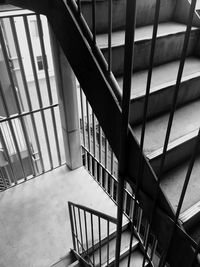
[102, 31, 199, 76]
[81, 0, 175, 34]
[150, 135, 197, 175]
[130, 76, 200, 125]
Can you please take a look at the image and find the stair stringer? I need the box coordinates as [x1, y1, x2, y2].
[5, 0, 200, 266]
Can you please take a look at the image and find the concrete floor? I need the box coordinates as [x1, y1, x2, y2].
[0, 165, 119, 267]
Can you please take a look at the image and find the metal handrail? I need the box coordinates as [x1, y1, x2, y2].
[68, 201, 118, 224]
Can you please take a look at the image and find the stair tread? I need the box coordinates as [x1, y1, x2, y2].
[117, 57, 200, 100]
[161, 155, 200, 215]
[118, 248, 149, 267]
[89, 229, 139, 265]
[133, 99, 200, 157]
[96, 22, 198, 49]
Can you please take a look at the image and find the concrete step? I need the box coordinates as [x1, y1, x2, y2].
[81, 0, 175, 34]
[160, 155, 200, 240]
[118, 248, 151, 267]
[87, 228, 139, 266]
[117, 57, 200, 125]
[97, 22, 199, 75]
[133, 99, 200, 174]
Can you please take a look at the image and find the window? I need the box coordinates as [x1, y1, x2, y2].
[36, 56, 44, 71]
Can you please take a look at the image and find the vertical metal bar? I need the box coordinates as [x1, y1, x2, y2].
[86, 101, 92, 173]
[0, 125, 17, 184]
[99, 126, 102, 184]
[191, 242, 200, 267]
[111, 151, 114, 175]
[80, 88, 86, 147]
[159, 128, 200, 267]
[23, 16, 53, 170]
[37, 14, 62, 166]
[98, 216, 102, 266]
[73, 206, 80, 254]
[77, 0, 81, 16]
[105, 139, 108, 190]
[137, 208, 143, 233]
[86, 100, 91, 152]
[123, 187, 127, 214]
[127, 224, 135, 267]
[111, 177, 115, 199]
[84, 211, 89, 253]
[68, 202, 76, 250]
[92, 112, 97, 177]
[92, 112, 96, 157]
[143, 1, 197, 266]
[108, 0, 112, 73]
[90, 213, 95, 265]
[10, 17, 45, 173]
[107, 220, 110, 266]
[92, 0, 96, 44]
[151, 238, 158, 261]
[115, 0, 137, 264]
[78, 208, 84, 253]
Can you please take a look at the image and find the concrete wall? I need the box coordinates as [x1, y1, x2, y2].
[173, 0, 200, 27]
[82, 0, 177, 33]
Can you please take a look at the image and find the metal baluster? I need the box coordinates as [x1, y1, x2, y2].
[150, 237, 158, 261]
[9, 16, 45, 174]
[92, 0, 96, 44]
[84, 211, 89, 253]
[90, 213, 95, 265]
[77, 0, 81, 16]
[73, 206, 80, 254]
[23, 16, 53, 170]
[68, 202, 76, 250]
[37, 15, 62, 166]
[191, 242, 200, 267]
[86, 100, 91, 172]
[108, 0, 112, 73]
[80, 88, 86, 147]
[116, 0, 137, 264]
[105, 139, 108, 191]
[92, 112, 97, 177]
[98, 216, 102, 266]
[107, 220, 110, 266]
[99, 126, 102, 185]
[159, 128, 200, 267]
[78, 208, 84, 253]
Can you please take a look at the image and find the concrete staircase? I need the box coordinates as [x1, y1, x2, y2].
[81, 0, 200, 253]
[52, 0, 200, 264]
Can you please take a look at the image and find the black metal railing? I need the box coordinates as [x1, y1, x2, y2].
[68, 201, 118, 266]
[73, 0, 200, 265]
[0, 9, 65, 190]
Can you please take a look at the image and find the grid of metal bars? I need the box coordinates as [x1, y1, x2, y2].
[75, 0, 200, 265]
[0, 9, 65, 190]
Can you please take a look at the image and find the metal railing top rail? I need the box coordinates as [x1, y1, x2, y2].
[0, 8, 33, 18]
[68, 201, 118, 224]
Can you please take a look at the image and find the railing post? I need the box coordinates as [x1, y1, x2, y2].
[49, 26, 82, 170]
